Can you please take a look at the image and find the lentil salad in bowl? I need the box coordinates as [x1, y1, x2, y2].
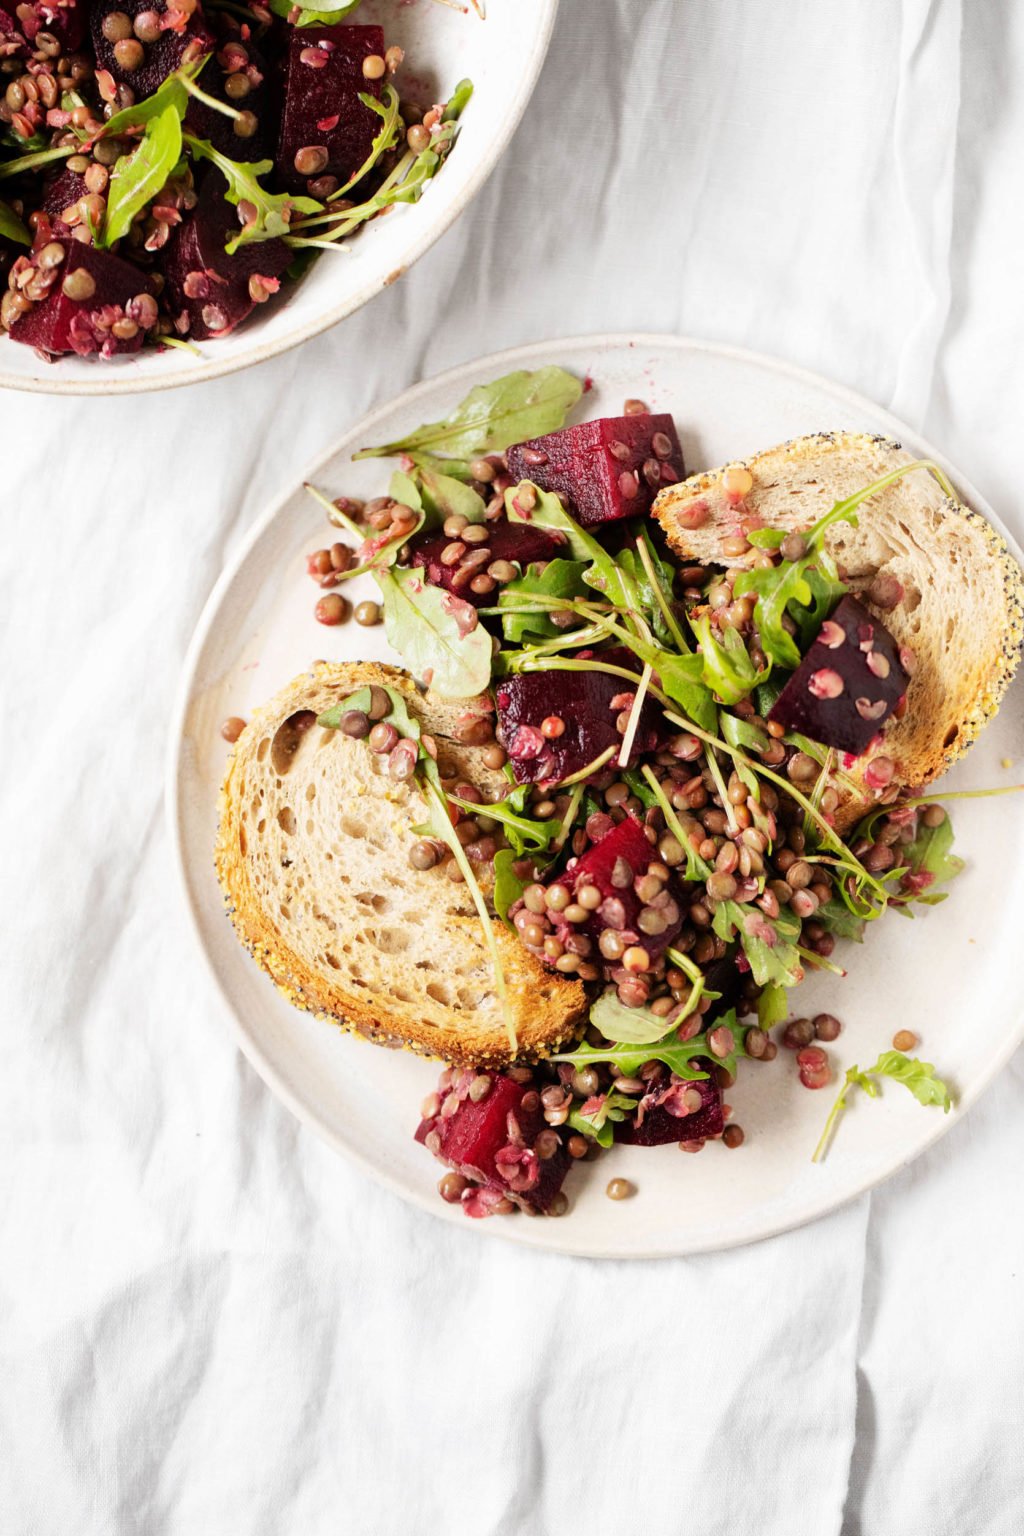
[171, 336, 1024, 1257]
[0, 0, 557, 392]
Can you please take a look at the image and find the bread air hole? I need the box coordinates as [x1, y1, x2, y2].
[277, 806, 296, 835]
[427, 981, 453, 1006]
[257, 737, 270, 763]
[944, 724, 959, 747]
[270, 711, 316, 775]
[371, 928, 409, 954]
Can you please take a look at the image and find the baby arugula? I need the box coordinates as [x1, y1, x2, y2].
[813, 1050, 953, 1162]
[735, 459, 956, 674]
[0, 197, 29, 246]
[356, 366, 583, 472]
[554, 1005, 748, 1084]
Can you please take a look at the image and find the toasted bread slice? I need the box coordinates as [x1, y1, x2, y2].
[654, 432, 1024, 828]
[215, 662, 587, 1068]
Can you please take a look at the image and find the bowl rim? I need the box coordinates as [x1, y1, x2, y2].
[0, 0, 559, 398]
[166, 330, 1024, 1257]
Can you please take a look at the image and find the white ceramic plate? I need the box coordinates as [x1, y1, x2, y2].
[169, 334, 1024, 1258]
[0, 0, 556, 396]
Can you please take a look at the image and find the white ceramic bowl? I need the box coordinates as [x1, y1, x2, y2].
[169, 334, 1024, 1257]
[0, 0, 556, 395]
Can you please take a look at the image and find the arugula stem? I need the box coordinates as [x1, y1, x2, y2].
[634, 534, 690, 653]
[304, 482, 363, 540]
[552, 745, 618, 788]
[640, 765, 713, 878]
[905, 785, 1024, 806]
[812, 1079, 852, 1163]
[553, 782, 585, 851]
[703, 745, 740, 835]
[617, 662, 652, 768]
[0, 143, 75, 181]
[421, 776, 516, 1053]
[180, 74, 243, 121]
[796, 944, 846, 977]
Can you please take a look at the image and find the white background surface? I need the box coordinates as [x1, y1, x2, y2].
[2, 1, 1022, 1532]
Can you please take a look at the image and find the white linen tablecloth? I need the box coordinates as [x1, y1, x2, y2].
[3, 2, 1023, 1531]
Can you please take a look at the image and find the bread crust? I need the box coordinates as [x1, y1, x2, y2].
[215, 661, 587, 1068]
[653, 432, 1024, 828]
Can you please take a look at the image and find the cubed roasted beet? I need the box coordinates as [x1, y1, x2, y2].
[40, 166, 88, 224]
[616, 1074, 724, 1146]
[416, 1071, 572, 1216]
[565, 812, 683, 959]
[410, 517, 564, 607]
[184, 31, 274, 161]
[495, 648, 661, 785]
[274, 24, 383, 196]
[91, 0, 214, 99]
[506, 414, 685, 530]
[768, 594, 908, 757]
[159, 170, 291, 340]
[9, 240, 156, 357]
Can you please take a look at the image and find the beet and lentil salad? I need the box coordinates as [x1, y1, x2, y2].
[0, 0, 470, 358]
[295, 367, 1022, 1220]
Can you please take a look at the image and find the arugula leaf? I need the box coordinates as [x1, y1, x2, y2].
[493, 849, 526, 928]
[0, 196, 29, 246]
[331, 82, 402, 195]
[899, 811, 964, 903]
[569, 1089, 636, 1148]
[712, 901, 802, 988]
[317, 683, 420, 740]
[691, 613, 769, 705]
[554, 1008, 747, 1082]
[720, 709, 769, 756]
[856, 803, 964, 909]
[100, 103, 182, 246]
[617, 531, 682, 648]
[736, 461, 955, 673]
[499, 558, 589, 642]
[757, 982, 788, 1031]
[375, 565, 492, 698]
[448, 791, 553, 854]
[814, 896, 866, 941]
[267, 0, 362, 25]
[97, 58, 206, 141]
[357, 367, 582, 463]
[183, 135, 319, 250]
[813, 1049, 953, 1162]
[590, 989, 687, 1045]
[414, 464, 487, 525]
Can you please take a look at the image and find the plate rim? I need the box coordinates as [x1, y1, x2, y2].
[0, 0, 559, 398]
[166, 330, 1024, 1258]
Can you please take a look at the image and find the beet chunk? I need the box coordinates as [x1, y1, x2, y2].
[159, 170, 291, 340]
[9, 240, 157, 357]
[768, 594, 908, 757]
[410, 517, 564, 607]
[40, 166, 88, 224]
[91, 0, 214, 99]
[495, 648, 661, 785]
[184, 31, 274, 162]
[416, 1070, 572, 1217]
[506, 414, 685, 530]
[566, 812, 683, 960]
[616, 1074, 724, 1146]
[274, 24, 383, 196]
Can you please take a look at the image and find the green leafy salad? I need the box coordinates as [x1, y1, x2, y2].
[303, 366, 1023, 1170]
